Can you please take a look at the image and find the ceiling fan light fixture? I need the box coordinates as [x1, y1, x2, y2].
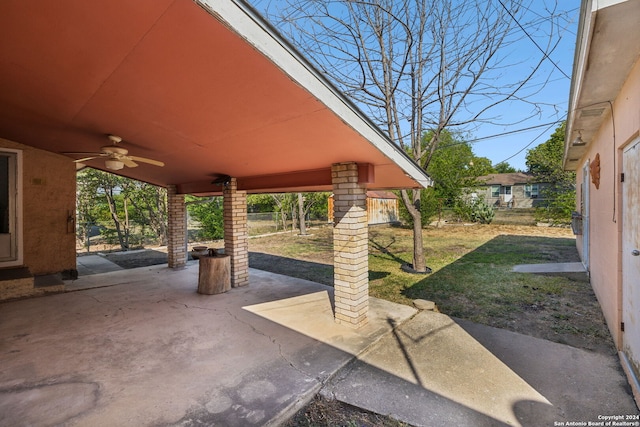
[105, 159, 124, 170]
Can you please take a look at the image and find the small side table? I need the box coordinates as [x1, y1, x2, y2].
[197, 254, 231, 294]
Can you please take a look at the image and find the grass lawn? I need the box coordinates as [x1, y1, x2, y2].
[249, 223, 613, 353]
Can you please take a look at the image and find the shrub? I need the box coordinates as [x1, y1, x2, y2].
[454, 198, 494, 224]
[470, 199, 495, 224]
[187, 197, 224, 240]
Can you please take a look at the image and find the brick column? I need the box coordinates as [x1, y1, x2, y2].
[167, 185, 187, 268]
[223, 178, 249, 287]
[332, 162, 369, 328]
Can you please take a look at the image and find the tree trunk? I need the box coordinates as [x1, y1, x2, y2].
[105, 188, 128, 250]
[411, 213, 426, 272]
[197, 255, 231, 294]
[297, 193, 307, 235]
[401, 189, 427, 272]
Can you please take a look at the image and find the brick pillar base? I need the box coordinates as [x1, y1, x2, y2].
[167, 185, 187, 268]
[224, 178, 249, 287]
[332, 162, 368, 328]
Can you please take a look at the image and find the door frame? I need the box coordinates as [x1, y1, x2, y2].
[0, 148, 23, 268]
[502, 185, 513, 207]
[581, 161, 590, 270]
[621, 137, 640, 386]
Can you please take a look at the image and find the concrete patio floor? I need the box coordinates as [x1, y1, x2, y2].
[0, 264, 416, 426]
[1, 263, 638, 426]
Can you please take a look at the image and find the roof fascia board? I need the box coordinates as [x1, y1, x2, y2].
[196, 0, 432, 188]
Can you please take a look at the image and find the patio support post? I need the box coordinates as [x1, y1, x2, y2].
[223, 178, 249, 287]
[332, 162, 369, 328]
[167, 185, 187, 268]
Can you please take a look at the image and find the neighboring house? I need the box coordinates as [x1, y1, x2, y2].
[0, 0, 431, 328]
[328, 191, 399, 225]
[564, 0, 640, 405]
[473, 173, 548, 208]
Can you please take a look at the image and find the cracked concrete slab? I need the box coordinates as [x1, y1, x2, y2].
[0, 264, 415, 426]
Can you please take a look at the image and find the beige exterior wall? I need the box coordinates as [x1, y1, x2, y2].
[575, 58, 640, 348]
[0, 138, 76, 275]
[477, 183, 549, 209]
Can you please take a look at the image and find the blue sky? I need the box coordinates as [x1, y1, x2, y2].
[249, 0, 580, 171]
[467, 1, 580, 171]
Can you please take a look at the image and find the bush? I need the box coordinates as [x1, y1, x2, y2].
[534, 189, 575, 225]
[454, 198, 494, 224]
[187, 198, 224, 240]
[470, 199, 495, 224]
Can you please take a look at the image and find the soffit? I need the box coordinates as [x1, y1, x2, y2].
[565, 0, 640, 170]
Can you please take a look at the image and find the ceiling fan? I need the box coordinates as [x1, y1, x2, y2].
[64, 135, 165, 171]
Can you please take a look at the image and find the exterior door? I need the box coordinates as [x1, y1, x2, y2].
[0, 151, 17, 261]
[503, 186, 513, 206]
[622, 138, 640, 381]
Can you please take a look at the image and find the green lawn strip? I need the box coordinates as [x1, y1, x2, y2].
[250, 225, 612, 349]
[368, 231, 579, 327]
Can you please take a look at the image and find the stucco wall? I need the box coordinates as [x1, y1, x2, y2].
[575, 58, 640, 347]
[0, 138, 76, 276]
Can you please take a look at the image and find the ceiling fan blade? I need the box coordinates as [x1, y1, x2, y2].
[129, 156, 165, 167]
[73, 156, 101, 163]
[62, 151, 103, 156]
[121, 158, 138, 168]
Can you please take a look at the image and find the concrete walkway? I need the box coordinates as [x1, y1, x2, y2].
[1, 264, 637, 426]
[76, 254, 124, 276]
[324, 311, 638, 426]
[512, 262, 586, 274]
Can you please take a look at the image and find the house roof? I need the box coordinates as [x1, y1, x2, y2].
[564, 0, 640, 170]
[0, 0, 431, 195]
[476, 173, 537, 186]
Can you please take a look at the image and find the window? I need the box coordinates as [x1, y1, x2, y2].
[0, 155, 8, 234]
[1, 150, 20, 264]
[525, 184, 539, 198]
[491, 185, 500, 198]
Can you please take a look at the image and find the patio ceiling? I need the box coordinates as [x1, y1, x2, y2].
[0, 0, 430, 195]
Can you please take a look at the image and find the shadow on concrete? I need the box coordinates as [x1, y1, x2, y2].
[103, 249, 168, 269]
[249, 252, 333, 286]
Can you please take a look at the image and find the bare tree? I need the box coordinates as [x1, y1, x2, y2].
[297, 193, 307, 235]
[261, 0, 564, 271]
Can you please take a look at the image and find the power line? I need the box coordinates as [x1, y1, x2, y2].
[495, 121, 558, 164]
[466, 120, 561, 144]
[435, 120, 562, 151]
[497, 0, 572, 80]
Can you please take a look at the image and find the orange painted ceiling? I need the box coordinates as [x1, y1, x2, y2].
[0, 0, 424, 195]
